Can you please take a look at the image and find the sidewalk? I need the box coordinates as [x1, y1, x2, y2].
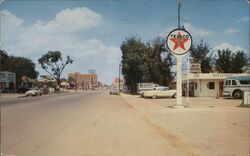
[0, 89, 95, 100]
[120, 93, 250, 156]
[0, 93, 26, 99]
[0, 90, 71, 100]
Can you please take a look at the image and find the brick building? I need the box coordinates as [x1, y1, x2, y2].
[69, 72, 97, 90]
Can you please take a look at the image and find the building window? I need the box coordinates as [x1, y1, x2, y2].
[207, 82, 215, 89]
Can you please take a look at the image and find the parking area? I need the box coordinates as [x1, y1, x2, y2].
[121, 94, 250, 155]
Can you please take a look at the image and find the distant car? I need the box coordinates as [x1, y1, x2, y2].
[143, 86, 176, 99]
[110, 88, 118, 95]
[25, 88, 42, 97]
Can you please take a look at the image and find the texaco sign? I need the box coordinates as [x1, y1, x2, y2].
[166, 29, 192, 55]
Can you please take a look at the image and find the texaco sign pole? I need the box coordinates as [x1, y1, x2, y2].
[166, 29, 192, 108]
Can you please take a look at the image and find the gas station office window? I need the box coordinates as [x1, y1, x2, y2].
[207, 82, 215, 89]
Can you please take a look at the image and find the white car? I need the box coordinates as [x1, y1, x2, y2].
[25, 88, 42, 97]
[110, 88, 118, 95]
[143, 86, 176, 99]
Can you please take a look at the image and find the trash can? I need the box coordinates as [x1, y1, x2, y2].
[242, 91, 250, 105]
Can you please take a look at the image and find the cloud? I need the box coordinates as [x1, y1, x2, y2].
[183, 23, 215, 37]
[236, 16, 249, 23]
[0, 10, 23, 29]
[0, 10, 24, 47]
[47, 7, 102, 33]
[224, 27, 239, 35]
[1, 8, 120, 84]
[214, 42, 246, 52]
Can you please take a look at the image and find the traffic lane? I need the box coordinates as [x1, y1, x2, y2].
[21, 91, 186, 156]
[1, 91, 99, 156]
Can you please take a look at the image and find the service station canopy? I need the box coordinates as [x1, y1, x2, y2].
[166, 29, 192, 56]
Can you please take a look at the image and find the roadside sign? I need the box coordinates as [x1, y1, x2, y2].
[166, 28, 192, 107]
[190, 62, 201, 73]
[166, 29, 192, 55]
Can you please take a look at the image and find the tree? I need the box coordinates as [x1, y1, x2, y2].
[68, 74, 75, 82]
[38, 51, 73, 90]
[120, 36, 174, 92]
[0, 50, 38, 86]
[121, 37, 147, 92]
[215, 49, 232, 73]
[0, 50, 9, 71]
[215, 49, 248, 73]
[231, 50, 248, 73]
[148, 37, 174, 86]
[190, 40, 213, 73]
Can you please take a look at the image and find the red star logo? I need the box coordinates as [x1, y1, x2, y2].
[170, 31, 189, 51]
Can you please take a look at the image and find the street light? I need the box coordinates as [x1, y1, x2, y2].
[118, 63, 121, 94]
[177, 0, 182, 29]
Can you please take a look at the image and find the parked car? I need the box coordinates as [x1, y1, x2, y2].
[137, 82, 159, 96]
[25, 88, 42, 97]
[143, 86, 176, 99]
[110, 88, 118, 95]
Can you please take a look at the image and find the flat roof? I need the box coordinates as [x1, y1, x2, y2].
[182, 73, 249, 81]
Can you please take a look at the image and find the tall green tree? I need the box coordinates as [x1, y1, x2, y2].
[38, 51, 73, 89]
[0, 50, 9, 71]
[215, 49, 248, 73]
[148, 37, 174, 86]
[0, 50, 38, 86]
[190, 40, 213, 73]
[121, 37, 147, 92]
[231, 50, 248, 73]
[120, 36, 174, 92]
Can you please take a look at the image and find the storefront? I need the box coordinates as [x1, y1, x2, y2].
[182, 73, 249, 98]
[0, 71, 16, 90]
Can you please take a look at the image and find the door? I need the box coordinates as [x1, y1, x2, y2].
[219, 81, 224, 97]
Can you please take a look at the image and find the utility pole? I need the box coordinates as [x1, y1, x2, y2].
[177, 0, 182, 29]
[118, 63, 121, 94]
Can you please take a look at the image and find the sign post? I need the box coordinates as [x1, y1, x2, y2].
[166, 29, 192, 108]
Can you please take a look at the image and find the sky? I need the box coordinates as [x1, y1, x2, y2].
[0, 0, 249, 85]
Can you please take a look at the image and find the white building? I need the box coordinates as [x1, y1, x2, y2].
[182, 73, 249, 98]
[0, 71, 16, 89]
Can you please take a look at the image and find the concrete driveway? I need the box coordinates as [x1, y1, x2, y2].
[121, 94, 250, 156]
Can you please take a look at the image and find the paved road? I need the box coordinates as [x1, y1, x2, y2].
[1, 91, 195, 156]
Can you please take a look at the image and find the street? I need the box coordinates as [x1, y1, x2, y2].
[1, 91, 197, 156]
